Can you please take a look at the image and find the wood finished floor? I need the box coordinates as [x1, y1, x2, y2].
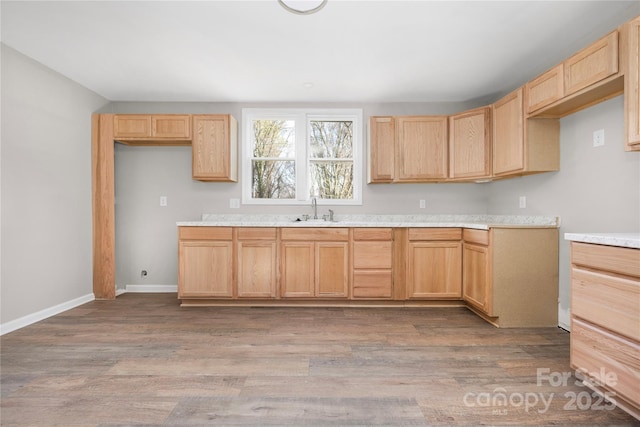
[1, 293, 638, 426]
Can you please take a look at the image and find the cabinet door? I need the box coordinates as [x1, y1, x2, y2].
[526, 64, 564, 113]
[237, 241, 277, 298]
[113, 115, 151, 138]
[627, 17, 640, 149]
[152, 115, 191, 139]
[369, 117, 395, 182]
[493, 88, 524, 175]
[316, 242, 349, 298]
[407, 241, 462, 299]
[281, 242, 314, 297]
[396, 116, 448, 181]
[449, 107, 491, 179]
[179, 241, 233, 298]
[192, 115, 237, 182]
[462, 242, 491, 314]
[565, 31, 618, 96]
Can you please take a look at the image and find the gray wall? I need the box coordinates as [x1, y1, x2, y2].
[1, 44, 109, 324]
[487, 96, 640, 329]
[108, 101, 491, 289]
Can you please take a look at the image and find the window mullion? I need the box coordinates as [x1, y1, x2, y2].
[296, 115, 308, 202]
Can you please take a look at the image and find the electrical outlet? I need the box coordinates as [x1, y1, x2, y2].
[230, 199, 240, 209]
[419, 199, 426, 209]
[519, 196, 526, 209]
[593, 129, 605, 147]
[159, 196, 167, 207]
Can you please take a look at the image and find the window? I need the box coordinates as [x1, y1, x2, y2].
[242, 108, 362, 205]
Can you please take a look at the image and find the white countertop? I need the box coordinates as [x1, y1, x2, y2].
[564, 232, 640, 249]
[177, 214, 560, 230]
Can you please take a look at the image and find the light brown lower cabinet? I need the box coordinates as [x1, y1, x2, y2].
[462, 228, 559, 327]
[462, 239, 490, 314]
[570, 242, 640, 419]
[177, 226, 559, 328]
[236, 228, 277, 298]
[280, 228, 349, 298]
[352, 228, 393, 299]
[406, 228, 462, 299]
[178, 227, 233, 298]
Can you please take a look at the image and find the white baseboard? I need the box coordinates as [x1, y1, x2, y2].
[124, 284, 178, 293]
[0, 293, 95, 336]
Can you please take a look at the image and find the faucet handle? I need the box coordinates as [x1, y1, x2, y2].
[328, 209, 334, 222]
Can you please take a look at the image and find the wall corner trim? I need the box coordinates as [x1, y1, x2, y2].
[0, 293, 95, 336]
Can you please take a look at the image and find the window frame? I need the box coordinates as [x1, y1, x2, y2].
[242, 108, 363, 206]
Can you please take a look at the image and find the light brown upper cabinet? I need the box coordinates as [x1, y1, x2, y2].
[564, 31, 618, 96]
[493, 88, 560, 177]
[368, 117, 396, 182]
[396, 116, 448, 181]
[625, 17, 640, 150]
[113, 114, 191, 143]
[525, 64, 564, 114]
[192, 115, 238, 182]
[368, 116, 448, 183]
[448, 107, 492, 180]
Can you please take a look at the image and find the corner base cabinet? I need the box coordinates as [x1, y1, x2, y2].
[462, 228, 559, 327]
[569, 241, 640, 420]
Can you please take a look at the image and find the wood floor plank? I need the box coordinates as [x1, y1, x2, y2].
[1, 293, 638, 426]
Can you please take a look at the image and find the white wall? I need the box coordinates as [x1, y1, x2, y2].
[1, 44, 109, 325]
[487, 96, 640, 329]
[106, 101, 492, 289]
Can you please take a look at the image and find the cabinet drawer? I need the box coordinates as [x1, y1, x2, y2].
[526, 64, 564, 113]
[463, 229, 489, 245]
[353, 241, 392, 269]
[353, 271, 392, 299]
[571, 242, 640, 278]
[565, 31, 618, 95]
[353, 228, 393, 241]
[571, 318, 640, 405]
[281, 228, 349, 241]
[572, 267, 640, 341]
[237, 227, 277, 240]
[179, 227, 233, 241]
[408, 228, 462, 241]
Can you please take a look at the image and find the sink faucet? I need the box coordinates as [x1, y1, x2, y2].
[311, 197, 318, 219]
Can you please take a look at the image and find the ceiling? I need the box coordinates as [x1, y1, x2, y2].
[1, 1, 639, 104]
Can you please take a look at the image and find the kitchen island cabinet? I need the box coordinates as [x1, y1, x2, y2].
[566, 234, 640, 419]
